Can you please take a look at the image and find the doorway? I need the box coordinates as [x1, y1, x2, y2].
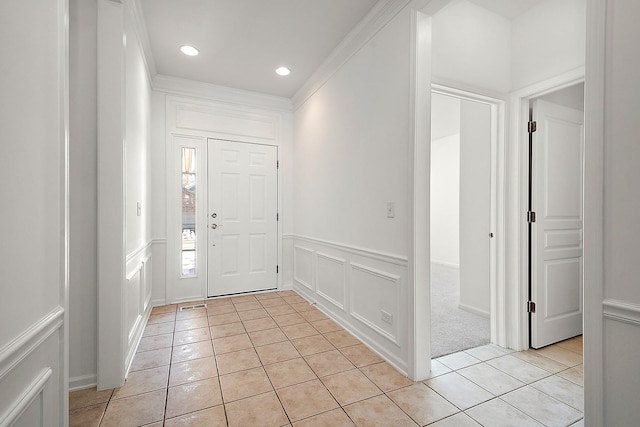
[429, 87, 501, 357]
[527, 83, 585, 348]
[169, 135, 279, 303]
[206, 139, 279, 297]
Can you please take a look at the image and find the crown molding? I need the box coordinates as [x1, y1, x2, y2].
[124, 0, 157, 79]
[152, 74, 293, 112]
[291, 0, 412, 110]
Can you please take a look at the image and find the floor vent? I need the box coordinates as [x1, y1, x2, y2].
[179, 303, 207, 311]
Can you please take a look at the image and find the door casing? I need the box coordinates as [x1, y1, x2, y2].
[509, 68, 585, 351]
[431, 83, 505, 347]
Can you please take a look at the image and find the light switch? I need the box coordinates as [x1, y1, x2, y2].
[386, 202, 395, 218]
[137, 201, 142, 216]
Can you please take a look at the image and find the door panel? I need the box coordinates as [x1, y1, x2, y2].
[208, 140, 278, 296]
[531, 99, 584, 348]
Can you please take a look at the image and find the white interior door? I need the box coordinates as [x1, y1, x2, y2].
[531, 99, 584, 348]
[207, 139, 278, 296]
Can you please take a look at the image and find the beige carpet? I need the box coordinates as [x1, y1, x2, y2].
[430, 263, 490, 358]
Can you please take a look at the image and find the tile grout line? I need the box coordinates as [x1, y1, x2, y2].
[428, 346, 584, 426]
[77, 292, 583, 426]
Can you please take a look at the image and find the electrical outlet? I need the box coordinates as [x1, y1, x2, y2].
[381, 310, 393, 325]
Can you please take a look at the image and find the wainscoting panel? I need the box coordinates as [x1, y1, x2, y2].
[293, 246, 314, 291]
[0, 308, 64, 426]
[124, 243, 153, 375]
[126, 267, 142, 346]
[151, 238, 167, 306]
[316, 253, 346, 310]
[142, 254, 153, 313]
[350, 263, 400, 344]
[291, 235, 409, 374]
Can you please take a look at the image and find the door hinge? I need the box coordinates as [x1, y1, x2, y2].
[527, 211, 537, 223]
[276, 265, 279, 274]
[277, 160, 280, 169]
[528, 120, 537, 133]
[277, 213, 279, 221]
[527, 301, 536, 313]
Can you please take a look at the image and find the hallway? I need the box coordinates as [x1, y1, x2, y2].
[70, 291, 583, 426]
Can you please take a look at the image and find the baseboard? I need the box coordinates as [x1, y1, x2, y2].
[459, 302, 490, 318]
[69, 374, 97, 391]
[151, 298, 167, 308]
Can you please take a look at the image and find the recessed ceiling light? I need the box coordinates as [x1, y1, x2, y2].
[275, 66, 291, 76]
[180, 45, 199, 56]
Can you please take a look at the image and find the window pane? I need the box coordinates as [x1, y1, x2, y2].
[181, 147, 196, 277]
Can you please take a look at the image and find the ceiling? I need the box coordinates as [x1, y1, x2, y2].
[139, 0, 379, 98]
[139, 0, 546, 99]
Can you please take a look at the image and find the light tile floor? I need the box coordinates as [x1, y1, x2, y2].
[70, 290, 584, 426]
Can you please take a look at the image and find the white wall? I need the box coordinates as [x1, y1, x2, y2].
[96, 0, 154, 389]
[69, 0, 98, 390]
[125, 15, 152, 256]
[123, 1, 154, 375]
[292, 8, 413, 373]
[600, 0, 640, 424]
[294, 12, 410, 256]
[431, 0, 511, 95]
[431, 0, 585, 94]
[511, 0, 586, 91]
[430, 133, 460, 267]
[0, 0, 68, 424]
[459, 99, 492, 316]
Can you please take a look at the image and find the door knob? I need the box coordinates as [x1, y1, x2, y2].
[211, 223, 223, 229]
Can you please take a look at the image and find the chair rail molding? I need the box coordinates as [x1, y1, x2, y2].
[602, 299, 640, 327]
[0, 307, 64, 382]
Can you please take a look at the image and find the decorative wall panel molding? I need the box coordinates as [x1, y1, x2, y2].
[154, 74, 293, 112]
[0, 309, 63, 426]
[316, 252, 346, 310]
[0, 307, 63, 381]
[174, 104, 277, 141]
[293, 235, 408, 266]
[294, 246, 314, 290]
[350, 263, 400, 344]
[290, 235, 408, 375]
[0, 368, 52, 427]
[124, 244, 153, 376]
[603, 299, 640, 327]
[126, 240, 153, 264]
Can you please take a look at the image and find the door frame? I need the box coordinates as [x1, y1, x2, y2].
[431, 83, 506, 347]
[206, 138, 280, 298]
[508, 67, 585, 351]
[163, 95, 289, 306]
[165, 134, 283, 304]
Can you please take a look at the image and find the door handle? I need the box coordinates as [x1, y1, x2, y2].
[211, 223, 223, 229]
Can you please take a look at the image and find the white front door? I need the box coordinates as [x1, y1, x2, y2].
[207, 139, 278, 296]
[531, 99, 584, 348]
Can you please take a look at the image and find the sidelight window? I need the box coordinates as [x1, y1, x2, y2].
[181, 147, 197, 277]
